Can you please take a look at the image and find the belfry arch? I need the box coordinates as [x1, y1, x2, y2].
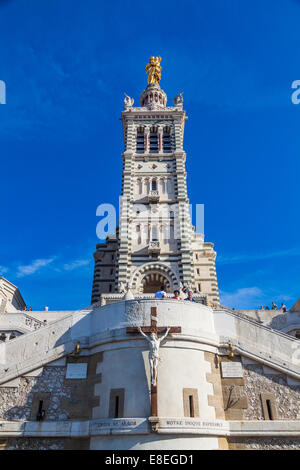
[141, 272, 170, 293]
[131, 263, 179, 294]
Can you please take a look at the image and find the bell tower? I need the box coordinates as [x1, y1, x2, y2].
[91, 57, 219, 304]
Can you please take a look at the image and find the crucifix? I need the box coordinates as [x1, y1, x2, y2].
[126, 306, 181, 417]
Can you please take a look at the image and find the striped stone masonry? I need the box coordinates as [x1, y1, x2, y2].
[91, 83, 220, 302]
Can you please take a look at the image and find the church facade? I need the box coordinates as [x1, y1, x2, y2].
[0, 58, 299, 450]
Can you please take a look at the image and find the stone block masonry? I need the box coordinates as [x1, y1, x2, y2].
[228, 437, 300, 450]
[4, 438, 65, 450]
[243, 364, 300, 421]
[0, 367, 71, 422]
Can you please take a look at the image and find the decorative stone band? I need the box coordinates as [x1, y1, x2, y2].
[157, 418, 229, 436]
[90, 418, 148, 436]
[122, 106, 183, 112]
[0, 419, 299, 438]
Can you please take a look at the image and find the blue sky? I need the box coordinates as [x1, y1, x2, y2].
[0, 0, 300, 310]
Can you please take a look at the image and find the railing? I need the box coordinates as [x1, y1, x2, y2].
[0, 312, 44, 336]
[99, 292, 208, 307]
[214, 308, 300, 378]
[24, 314, 44, 330]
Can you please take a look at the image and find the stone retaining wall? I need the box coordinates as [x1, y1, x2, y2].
[243, 364, 300, 420]
[0, 366, 71, 421]
[228, 437, 300, 450]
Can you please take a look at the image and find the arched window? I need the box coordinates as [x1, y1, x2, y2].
[152, 225, 158, 241]
[136, 127, 145, 153]
[152, 179, 157, 191]
[163, 127, 172, 153]
[149, 127, 158, 153]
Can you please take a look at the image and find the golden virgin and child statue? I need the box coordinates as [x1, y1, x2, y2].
[145, 56, 162, 85]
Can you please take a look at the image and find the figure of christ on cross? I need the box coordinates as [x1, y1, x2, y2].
[137, 326, 170, 386]
[126, 306, 181, 417]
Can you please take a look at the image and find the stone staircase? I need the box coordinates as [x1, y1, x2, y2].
[0, 307, 92, 384]
[214, 308, 300, 378]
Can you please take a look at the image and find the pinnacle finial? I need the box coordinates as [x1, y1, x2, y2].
[145, 56, 162, 85]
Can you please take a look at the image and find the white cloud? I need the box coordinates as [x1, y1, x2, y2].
[16, 258, 55, 277]
[0, 266, 8, 276]
[14, 256, 90, 278]
[63, 259, 90, 271]
[219, 287, 265, 310]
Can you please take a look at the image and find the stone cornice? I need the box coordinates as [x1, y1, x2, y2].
[0, 418, 299, 438]
[121, 108, 185, 117]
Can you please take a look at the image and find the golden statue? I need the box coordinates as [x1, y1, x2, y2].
[145, 56, 162, 85]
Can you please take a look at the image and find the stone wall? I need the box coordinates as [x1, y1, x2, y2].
[0, 366, 71, 421]
[2, 437, 89, 450]
[216, 356, 300, 422]
[0, 352, 103, 423]
[243, 364, 300, 420]
[228, 437, 300, 450]
[4, 438, 65, 450]
[0, 342, 299, 450]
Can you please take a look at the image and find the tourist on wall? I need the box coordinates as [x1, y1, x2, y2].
[155, 286, 166, 299]
[184, 290, 196, 302]
[172, 290, 181, 300]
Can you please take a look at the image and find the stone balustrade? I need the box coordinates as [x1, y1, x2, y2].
[99, 292, 208, 306]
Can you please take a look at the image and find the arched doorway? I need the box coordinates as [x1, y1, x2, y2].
[141, 272, 170, 293]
